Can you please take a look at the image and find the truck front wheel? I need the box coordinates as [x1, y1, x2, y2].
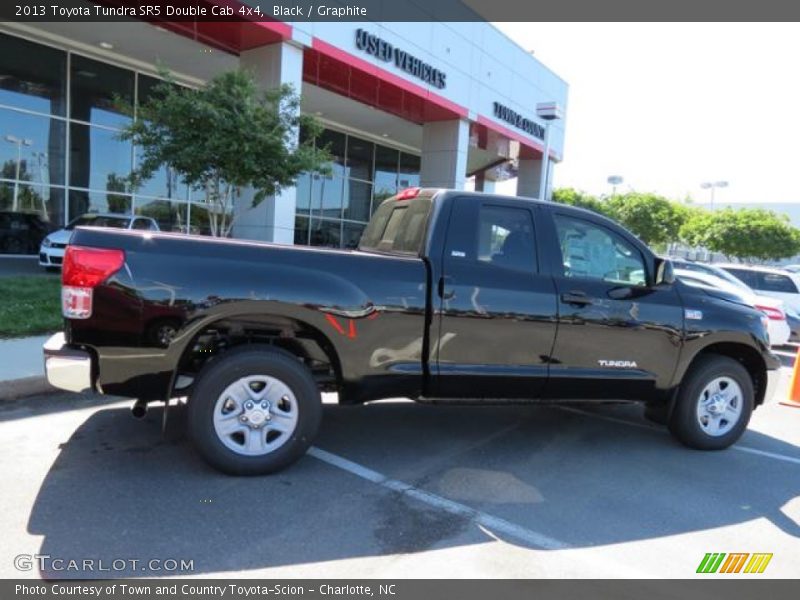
[188, 346, 322, 475]
[668, 354, 753, 450]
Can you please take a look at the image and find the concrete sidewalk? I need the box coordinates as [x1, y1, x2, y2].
[0, 334, 54, 400]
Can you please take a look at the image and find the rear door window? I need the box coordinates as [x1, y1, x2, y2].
[757, 272, 799, 293]
[723, 268, 758, 288]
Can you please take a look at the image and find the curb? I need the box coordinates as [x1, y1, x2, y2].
[0, 376, 56, 401]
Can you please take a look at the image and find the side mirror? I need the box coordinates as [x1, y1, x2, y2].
[655, 258, 675, 286]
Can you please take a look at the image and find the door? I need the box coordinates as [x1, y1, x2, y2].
[544, 212, 684, 400]
[433, 196, 558, 399]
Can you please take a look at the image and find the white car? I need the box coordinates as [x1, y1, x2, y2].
[39, 213, 159, 269]
[675, 268, 791, 346]
[717, 263, 800, 315]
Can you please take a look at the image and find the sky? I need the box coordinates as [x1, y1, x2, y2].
[493, 23, 800, 206]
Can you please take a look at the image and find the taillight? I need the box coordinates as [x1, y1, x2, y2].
[62, 246, 125, 319]
[756, 305, 785, 321]
[396, 187, 421, 200]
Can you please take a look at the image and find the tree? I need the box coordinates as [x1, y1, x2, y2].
[105, 173, 131, 214]
[121, 70, 330, 237]
[606, 192, 688, 249]
[679, 207, 800, 262]
[551, 187, 611, 217]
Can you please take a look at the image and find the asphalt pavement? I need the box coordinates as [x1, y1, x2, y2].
[0, 352, 798, 579]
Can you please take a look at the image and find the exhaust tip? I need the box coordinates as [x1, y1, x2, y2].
[131, 400, 148, 419]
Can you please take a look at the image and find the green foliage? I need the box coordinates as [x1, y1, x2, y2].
[606, 192, 689, 247]
[120, 69, 330, 237]
[679, 207, 800, 261]
[552, 187, 612, 217]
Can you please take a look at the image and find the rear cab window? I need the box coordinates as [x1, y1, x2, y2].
[359, 192, 434, 255]
[758, 272, 799, 293]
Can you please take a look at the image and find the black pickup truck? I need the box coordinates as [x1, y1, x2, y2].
[44, 188, 779, 474]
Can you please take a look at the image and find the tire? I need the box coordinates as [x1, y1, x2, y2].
[668, 354, 753, 450]
[188, 345, 322, 475]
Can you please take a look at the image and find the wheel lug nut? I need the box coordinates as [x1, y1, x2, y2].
[245, 402, 254, 409]
[261, 402, 268, 409]
[240, 415, 248, 422]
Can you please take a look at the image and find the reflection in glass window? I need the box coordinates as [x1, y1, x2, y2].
[315, 129, 346, 178]
[343, 180, 372, 222]
[555, 215, 646, 286]
[0, 185, 55, 254]
[0, 34, 66, 116]
[70, 123, 132, 192]
[0, 109, 66, 185]
[346, 138, 374, 181]
[374, 145, 398, 206]
[295, 172, 312, 214]
[135, 198, 187, 233]
[294, 215, 309, 245]
[309, 217, 341, 248]
[342, 221, 367, 249]
[135, 161, 188, 201]
[69, 189, 132, 220]
[311, 174, 344, 220]
[399, 153, 421, 189]
[70, 55, 134, 128]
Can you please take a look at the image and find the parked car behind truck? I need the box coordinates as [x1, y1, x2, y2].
[44, 189, 780, 475]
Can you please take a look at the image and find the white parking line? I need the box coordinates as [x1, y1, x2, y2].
[557, 406, 800, 466]
[307, 446, 569, 550]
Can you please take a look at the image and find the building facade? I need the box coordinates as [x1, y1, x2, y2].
[0, 4, 568, 254]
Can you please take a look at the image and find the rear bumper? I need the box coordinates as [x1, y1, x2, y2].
[43, 332, 93, 393]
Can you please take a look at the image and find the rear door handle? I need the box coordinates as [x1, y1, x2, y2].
[438, 276, 455, 300]
[561, 291, 592, 306]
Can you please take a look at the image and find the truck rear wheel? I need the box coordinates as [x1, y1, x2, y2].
[188, 346, 322, 475]
[668, 354, 753, 450]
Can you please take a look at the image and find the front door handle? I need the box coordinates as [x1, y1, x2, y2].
[561, 291, 592, 306]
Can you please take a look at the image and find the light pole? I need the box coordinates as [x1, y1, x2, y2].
[4, 134, 33, 212]
[700, 180, 728, 209]
[536, 101, 563, 201]
[607, 175, 624, 197]
[31, 151, 49, 220]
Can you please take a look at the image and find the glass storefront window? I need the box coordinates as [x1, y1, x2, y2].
[346, 138, 374, 182]
[311, 174, 344, 220]
[70, 123, 132, 192]
[0, 109, 66, 186]
[295, 172, 312, 214]
[342, 179, 372, 223]
[316, 129, 346, 178]
[69, 188, 132, 219]
[374, 145, 399, 205]
[135, 161, 189, 201]
[399, 153, 421, 189]
[70, 55, 134, 128]
[0, 183, 62, 253]
[135, 198, 188, 233]
[309, 217, 341, 248]
[0, 35, 66, 117]
[294, 215, 309, 245]
[342, 221, 367, 250]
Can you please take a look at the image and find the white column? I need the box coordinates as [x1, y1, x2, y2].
[516, 158, 543, 199]
[419, 119, 470, 190]
[234, 42, 304, 244]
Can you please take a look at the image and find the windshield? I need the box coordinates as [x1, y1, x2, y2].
[66, 215, 130, 230]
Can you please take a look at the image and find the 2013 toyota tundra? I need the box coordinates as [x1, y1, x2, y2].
[43, 188, 780, 474]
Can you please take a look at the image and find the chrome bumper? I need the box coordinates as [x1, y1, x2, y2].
[43, 332, 93, 393]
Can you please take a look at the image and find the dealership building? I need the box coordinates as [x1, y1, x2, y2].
[0, 2, 568, 254]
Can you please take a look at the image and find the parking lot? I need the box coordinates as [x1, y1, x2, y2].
[0, 350, 798, 580]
